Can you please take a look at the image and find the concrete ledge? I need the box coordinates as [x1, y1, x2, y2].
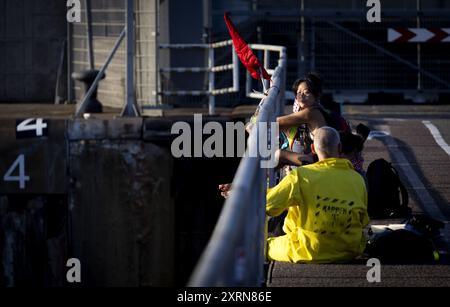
[68, 118, 143, 140]
[143, 118, 175, 142]
[267, 262, 450, 287]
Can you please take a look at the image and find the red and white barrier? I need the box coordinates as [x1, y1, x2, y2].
[388, 28, 450, 43]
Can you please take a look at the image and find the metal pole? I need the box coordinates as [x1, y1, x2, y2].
[417, 0, 422, 92]
[259, 68, 267, 92]
[246, 67, 252, 96]
[75, 29, 126, 116]
[122, 0, 140, 116]
[155, 0, 160, 106]
[298, 0, 305, 78]
[208, 47, 215, 115]
[264, 50, 270, 91]
[310, 17, 316, 72]
[67, 21, 73, 103]
[202, 0, 212, 43]
[54, 39, 67, 104]
[232, 48, 239, 92]
[203, 0, 214, 115]
[85, 0, 95, 70]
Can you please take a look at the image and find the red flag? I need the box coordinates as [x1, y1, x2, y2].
[224, 12, 271, 80]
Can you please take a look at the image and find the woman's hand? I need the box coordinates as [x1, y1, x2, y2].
[218, 183, 232, 199]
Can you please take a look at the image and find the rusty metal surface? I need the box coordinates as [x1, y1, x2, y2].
[68, 117, 143, 140]
[68, 140, 175, 286]
[0, 195, 68, 287]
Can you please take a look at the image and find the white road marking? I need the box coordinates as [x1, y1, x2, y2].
[422, 120, 450, 157]
[373, 124, 450, 245]
[367, 130, 390, 140]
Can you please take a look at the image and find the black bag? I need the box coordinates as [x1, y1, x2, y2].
[367, 158, 411, 218]
[365, 214, 444, 264]
[406, 214, 445, 238]
[365, 229, 439, 264]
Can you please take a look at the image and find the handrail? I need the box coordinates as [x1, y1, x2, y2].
[158, 41, 289, 115]
[188, 53, 287, 287]
[159, 40, 238, 115]
[246, 44, 287, 100]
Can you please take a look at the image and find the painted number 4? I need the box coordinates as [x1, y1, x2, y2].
[3, 155, 30, 189]
[17, 118, 48, 137]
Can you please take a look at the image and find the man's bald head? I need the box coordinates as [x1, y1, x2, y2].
[313, 126, 341, 159]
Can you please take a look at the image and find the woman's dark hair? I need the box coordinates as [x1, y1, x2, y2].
[340, 131, 364, 154]
[292, 72, 323, 97]
[356, 123, 371, 142]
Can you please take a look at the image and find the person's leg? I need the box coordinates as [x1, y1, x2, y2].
[266, 235, 292, 262]
[267, 210, 287, 237]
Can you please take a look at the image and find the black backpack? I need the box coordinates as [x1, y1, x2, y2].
[366, 158, 411, 219]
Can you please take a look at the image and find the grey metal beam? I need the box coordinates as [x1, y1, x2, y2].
[213, 9, 450, 18]
[75, 28, 126, 117]
[121, 0, 140, 117]
[67, 21, 73, 103]
[85, 0, 95, 70]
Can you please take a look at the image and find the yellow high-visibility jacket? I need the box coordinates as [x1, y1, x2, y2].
[266, 158, 369, 263]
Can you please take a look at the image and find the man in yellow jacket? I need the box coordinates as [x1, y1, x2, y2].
[267, 126, 369, 263]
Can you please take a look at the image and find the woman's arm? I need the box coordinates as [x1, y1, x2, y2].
[277, 149, 313, 168]
[277, 108, 311, 130]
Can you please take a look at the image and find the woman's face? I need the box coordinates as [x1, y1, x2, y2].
[295, 82, 317, 109]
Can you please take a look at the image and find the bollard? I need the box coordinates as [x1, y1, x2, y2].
[72, 69, 105, 113]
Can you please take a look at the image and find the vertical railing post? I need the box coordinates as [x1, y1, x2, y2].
[416, 0, 422, 92]
[85, 0, 95, 70]
[232, 47, 239, 92]
[246, 69, 252, 97]
[208, 47, 215, 115]
[264, 49, 270, 91]
[122, 0, 140, 116]
[310, 17, 316, 72]
[298, 0, 305, 79]
[67, 21, 73, 103]
[155, 0, 160, 106]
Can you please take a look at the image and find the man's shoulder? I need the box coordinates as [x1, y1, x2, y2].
[301, 160, 365, 180]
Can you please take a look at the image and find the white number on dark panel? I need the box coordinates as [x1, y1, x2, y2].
[3, 155, 30, 189]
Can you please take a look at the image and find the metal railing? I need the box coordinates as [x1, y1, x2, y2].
[188, 50, 286, 287]
[159, 40, 238, 115]
[214, 6, 450, 102]
[245, 44, 292, 100]
[159, 41, 290, 114]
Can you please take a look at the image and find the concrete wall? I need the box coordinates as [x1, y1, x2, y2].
[0, 0, 67, 102]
